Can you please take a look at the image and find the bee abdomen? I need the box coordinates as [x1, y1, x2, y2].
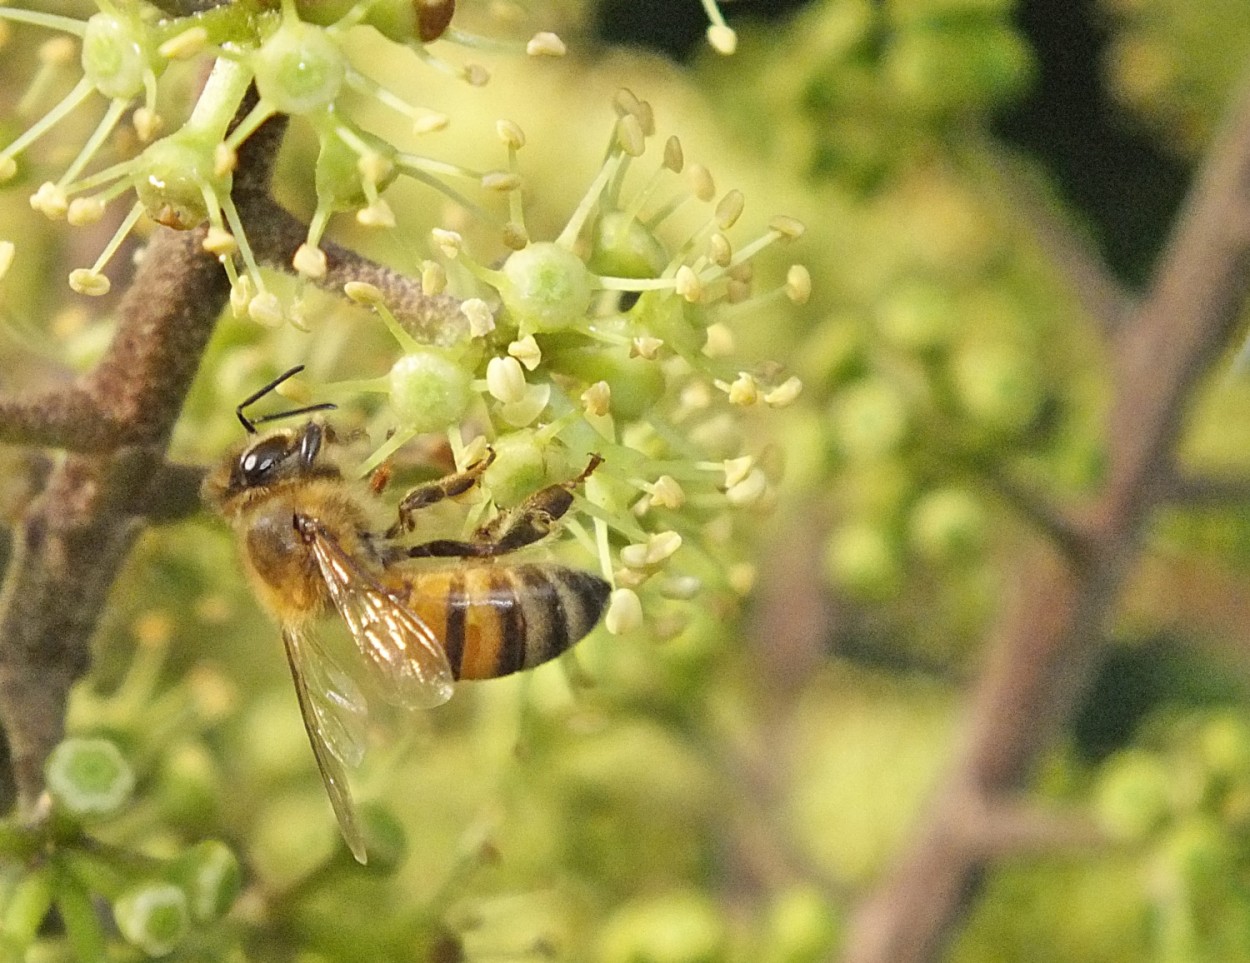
[406, 563, 610, 681]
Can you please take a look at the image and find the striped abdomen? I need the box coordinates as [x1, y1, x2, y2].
[401, 563, 610, 681]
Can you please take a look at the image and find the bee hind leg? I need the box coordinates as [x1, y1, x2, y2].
[386, 448, 497, 539]
[402, 453, 602, 559]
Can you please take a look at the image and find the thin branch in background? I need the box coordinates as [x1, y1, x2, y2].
[1156, 467, 1250, 508]
[843, 73, 1250, 963]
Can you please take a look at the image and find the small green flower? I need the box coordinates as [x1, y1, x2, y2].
[113, 882, 190, 958]
[44, 737, 135, 820]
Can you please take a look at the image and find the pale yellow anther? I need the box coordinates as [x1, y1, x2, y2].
[30, 182, 68, 219]
[413, 112, 450, 135]
[500, 383, 550, 428]
[763, 376, 803, 408]
[634, 100, 655, 138]
[356, 199, 396, 228]
[769, 215, 806, 240]
[67, 197, 106, 226]
[646, 475, 685, 510]
[726, 467, 767, 507]
[132, 107, 162, 142]
[496, 119, 526, 150]
[728, 562, 757, 595]
[486, 356, 527, 404]
[674, 265, 703, 303]
[502, 222, 529, 251]
[707, 24, 738, 55]
[708, 232, 732, 267]
[702, 323, 735, 359]
[716, 190, 745, 230]
[357, 152, 394, 185]
[659, 575, 702, 600]
[0, 156, 16, 183]
[0, 241, 14, 281]
[662, 136, 684, 174]
[230, 276, 254, 317]
[482, 170, 522, 192]
[344, 280, 385, 305]
[202, 227, 237, 256]
[727, 278, 751, 303]
[724, 372, 759, 406]
[464, 63, 490, 86]
[68, 269, 110, 297]
[689, 164, 715, 203]
[422, 260, 448, 296]
[526, 31, 566, 56]
[508, 335, 542, 370]
[431, 228, 463, 259]
[248, 291, 284, 327]
[680, 381, 713, 411]
[461, 435, 490, 468]
[786, 264, 812, 304]
[615, 114, 646, 158]
[605, 588, 643, 634]
[39, 36, 76, 67]
[631, 336, 663, 360]
[581, 380, 611, 417]
[293, 243, 327, 280]
[723, 456, 755, 488]
[614, 89, 642, 118]
[158, 26, 208, 60]
[461, 298, 495, 337]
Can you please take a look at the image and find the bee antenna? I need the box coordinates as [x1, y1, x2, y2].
[236, 365, 336, 433]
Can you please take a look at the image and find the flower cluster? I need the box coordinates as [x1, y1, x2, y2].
[320, 88, 806, 637]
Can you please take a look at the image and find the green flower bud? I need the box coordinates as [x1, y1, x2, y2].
[388, 349, 473, 433]
[761, 885, 839, 963]
[908, 488, 987, 564]
[134, 131, 229, 230]
[1095, 750, 1171, 841]
[82, 12, 158, 101]
[167, 841, 242, 923]
[45, 737, 134, 820]
[875, 281, 957, 352]
[253, 20, 346, 116]
[546, 342, 665, 422]
[353, 802, 407, 874]
[500, 243, 594, 335]
[824, 522, 903, 601]
[483, 431, 548, 506]
[589, 212, 668, 279]
[830, 377, 911, 460]
[598, 889, 727, 963]
[949, 341, 1044, 433]
[113, 882, 189, 958]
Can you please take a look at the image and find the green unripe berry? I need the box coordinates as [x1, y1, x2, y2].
[168, 841, 242, 923]
[113, 882, 189, 958]
[908, 488, 987, 564]
[598, 890, 727, 963]
[1094, 750, 1171, 841]
[500, 242, 595, 335]
[388, 350, 473, 433]
[45, 737, 134, 820]
[135, 132, 229, 230]
[82, 12, 158, 101]
[589, 212, 668, 279]
[253, 20, 346, 116]
[830, 377, 911, 460]
[824, 522, 903, 601]
[949, 341, 1044, 433]
[483, 431, 548, 506]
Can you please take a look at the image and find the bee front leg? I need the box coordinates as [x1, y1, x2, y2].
[385, 448, 496, 539]
[404, 453, 602, 559]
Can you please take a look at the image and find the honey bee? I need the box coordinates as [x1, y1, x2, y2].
[202, 366, 610, 863]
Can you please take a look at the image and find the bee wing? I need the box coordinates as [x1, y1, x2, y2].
[302, 517, 455, 710]
[282, 624, 369, 864]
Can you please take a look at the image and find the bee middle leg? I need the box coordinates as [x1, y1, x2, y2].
[385, 448, 497, 539]
[404, 453, 602, 559]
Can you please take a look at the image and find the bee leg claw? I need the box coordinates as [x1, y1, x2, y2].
[387, 448, 497, 539]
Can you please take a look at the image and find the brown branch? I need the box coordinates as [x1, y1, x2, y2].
[243, 195, 470, 343]
[0, 108, 288, 813]
[845, 74, 1250, 963]
[1156, 468, 1250, 508]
